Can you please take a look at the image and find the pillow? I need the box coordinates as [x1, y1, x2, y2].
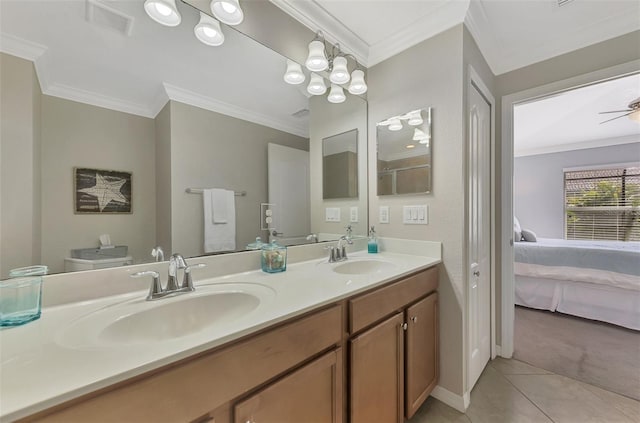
[514, 217, 522, 242]
[521, 229, 537, 242]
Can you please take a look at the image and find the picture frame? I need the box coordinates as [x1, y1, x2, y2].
[73, 167, 132, 214]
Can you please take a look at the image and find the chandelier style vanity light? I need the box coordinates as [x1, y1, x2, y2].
[144, 0, 245, 47]
[283, 31, 367, 104]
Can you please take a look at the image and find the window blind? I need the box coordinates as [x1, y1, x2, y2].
[564, 166, 640, 241]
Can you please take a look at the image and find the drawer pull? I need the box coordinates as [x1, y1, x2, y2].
[411, 316, 418, 323]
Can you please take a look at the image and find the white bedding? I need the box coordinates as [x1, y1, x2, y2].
[514, 238, 640, 330]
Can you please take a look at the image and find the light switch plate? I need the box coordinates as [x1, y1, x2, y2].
[379, 206, 389, 224]
[402, 205, 428, 225]
[325, 207, 341, 222]
[350, 207, 358, 223]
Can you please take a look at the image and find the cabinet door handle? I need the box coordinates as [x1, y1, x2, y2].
[401, 322, 408, 330]
[411, 316, 418, 323]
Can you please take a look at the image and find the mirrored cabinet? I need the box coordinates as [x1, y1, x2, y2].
[377, 108, 432, 195]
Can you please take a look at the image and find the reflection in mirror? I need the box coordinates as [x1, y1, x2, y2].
[323, 129, 358, 199]
[377, 108, 432, 195]
[0, 1, 367, 277]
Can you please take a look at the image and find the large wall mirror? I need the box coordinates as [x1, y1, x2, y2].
[0, 1, 367, 277]
[323, 129, 358, 199]
[377, 108, 432, 195]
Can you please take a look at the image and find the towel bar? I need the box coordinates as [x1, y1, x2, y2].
[185, 188, 246, 196]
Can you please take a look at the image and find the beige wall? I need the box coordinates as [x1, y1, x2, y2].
[40, 96, 157, 273]
[155, 102, 172, 255]
[0, 53, 41, 278]
[168, 101, 308, 258]
[310, 95, 368, 238]
[368, 25, 466, 395]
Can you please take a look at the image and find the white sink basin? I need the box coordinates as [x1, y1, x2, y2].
[331, 259, 397, 275]
[57, 283, 275, 348]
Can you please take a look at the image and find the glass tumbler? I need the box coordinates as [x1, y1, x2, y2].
[1, 265, 48, 327]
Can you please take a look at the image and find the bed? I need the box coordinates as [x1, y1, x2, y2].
[514, 238, 640, 330]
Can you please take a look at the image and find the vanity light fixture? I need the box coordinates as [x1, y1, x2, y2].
[144, 0, 245, 47]
[285, 31, 367, 104]
[284, 60, 306, 85]
[194, 12, 224, 46]
[210, 0, 244, 25]
[327, 84, 346, 104]
[144, 0, 181, 27]
[307, 73, 327, 95]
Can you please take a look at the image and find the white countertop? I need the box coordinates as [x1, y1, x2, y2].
[0, 248, 440, 421]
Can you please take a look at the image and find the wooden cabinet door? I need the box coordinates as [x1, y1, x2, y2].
[234, 348, 343, 423]
[350, 312, 404, 423]
[405, 292, 439, 419]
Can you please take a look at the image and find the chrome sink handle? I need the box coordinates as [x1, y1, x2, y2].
[131, 270, 162, 301]
[182, 263, 206, 291]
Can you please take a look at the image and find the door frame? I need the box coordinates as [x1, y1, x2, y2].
[465, 65, 496, 394]
[499, 59, 640, 358]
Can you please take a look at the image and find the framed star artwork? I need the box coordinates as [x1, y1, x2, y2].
[74, 167, 132, 214]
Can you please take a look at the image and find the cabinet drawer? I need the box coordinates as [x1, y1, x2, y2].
[349, 267, 438, 334]
[26, 305, 343, 422]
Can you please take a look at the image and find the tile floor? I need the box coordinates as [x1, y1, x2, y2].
[409, 358, 640, 423]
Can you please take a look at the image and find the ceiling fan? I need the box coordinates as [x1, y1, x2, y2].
[599, 97, 640, 124]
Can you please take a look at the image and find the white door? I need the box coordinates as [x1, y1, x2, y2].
[267, 143, 310, 244]
[468, 82, 492, 390]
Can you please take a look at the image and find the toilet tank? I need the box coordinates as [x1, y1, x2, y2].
[64, 246, 133, 272]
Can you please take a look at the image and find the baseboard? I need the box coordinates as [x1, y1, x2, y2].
[431, 385, 470, 413]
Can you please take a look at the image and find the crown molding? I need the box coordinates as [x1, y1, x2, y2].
[515, 134, 640, 157]
[269, 0, 369, 67]
[367, 0, 469, 67]
[0, 32, 47, 61]
[45, 83, 156, 118]
[163, 83, 308, 138]
[464, 0, 501, 75]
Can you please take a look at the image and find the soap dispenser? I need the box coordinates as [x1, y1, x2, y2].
[368, 226, 378, 254]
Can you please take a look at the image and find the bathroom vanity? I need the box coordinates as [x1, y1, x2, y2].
[1, 245, 440, 423]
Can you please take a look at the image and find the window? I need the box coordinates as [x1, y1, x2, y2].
[564, 166, 640, 241]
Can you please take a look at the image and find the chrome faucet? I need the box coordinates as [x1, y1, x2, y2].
[131, 253, 206, 301]
[327, 231, 354, 263]
[306, 233, 318, 243]
[167, 253, 187, 291]
[151, 246, 164, 262]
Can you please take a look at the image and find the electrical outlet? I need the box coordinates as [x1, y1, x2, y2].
[379, 206, 389, 224]
[325, 207, 341, 222]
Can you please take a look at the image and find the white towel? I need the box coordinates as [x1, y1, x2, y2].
[203, 189, 236, 253]
[211, 188, 229, 223]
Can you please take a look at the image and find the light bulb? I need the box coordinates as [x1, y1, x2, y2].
[407, 110, 423, 126]
[284, 60, 305, 85]
[348, 69, 367, 95]
[144, 0, 181, 27]
[330, 56, 350, 84]
[194, 12, 224, 46]
[388, 118, 402, 131]
[155, 3, 172, 16]
[221, 1, 237, 13]
[305, 40, 328, 72]
[328, 84, 346, 103]
[307, 73, 327, 95]
[210, 0, 243, 25]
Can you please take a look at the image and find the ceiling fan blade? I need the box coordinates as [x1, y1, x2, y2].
[598, 110, 632, 114]
[599, 112, 633, 124]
